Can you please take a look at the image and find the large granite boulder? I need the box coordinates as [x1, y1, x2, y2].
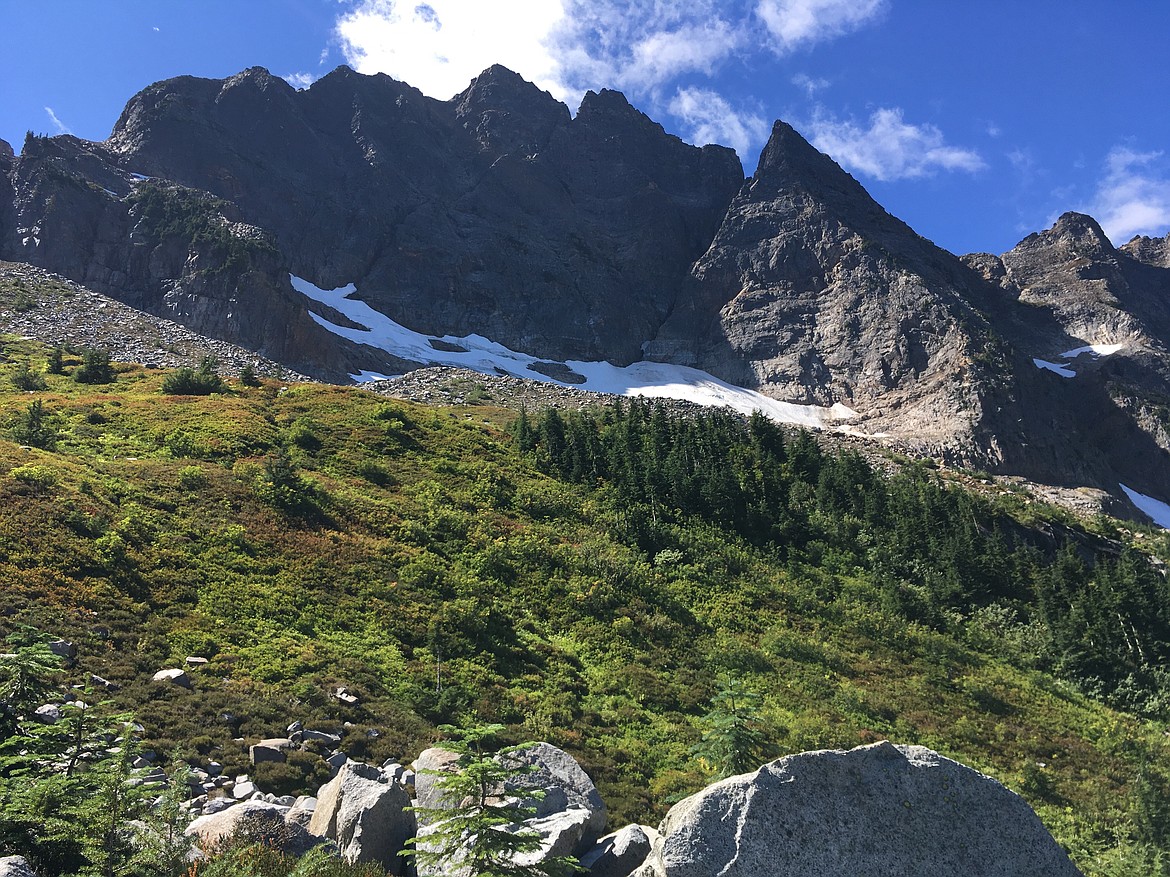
[308, 761, 414, 874]
[412, 746, 463, 819]
[185, 800, 317, 856]
[632, 741, 1082, 877]
[504, 741, 608, 851]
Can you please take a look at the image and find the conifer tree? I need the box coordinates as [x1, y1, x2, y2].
[403, 723, 577, 877]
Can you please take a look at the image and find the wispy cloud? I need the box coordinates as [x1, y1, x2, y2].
[284, 72, 317, 90]
[806, 107, 985, 181]
[791, 72, 830, 97]
[44, 107, 71, 135]
[668, 87, 770, 161]
[755, 0, 886, 53]
[1082, 147, 1170, 243]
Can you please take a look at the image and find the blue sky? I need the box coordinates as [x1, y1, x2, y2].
[3, 0, 1169, 257]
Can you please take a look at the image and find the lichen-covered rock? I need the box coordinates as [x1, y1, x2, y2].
[632, 741, 1082, 877]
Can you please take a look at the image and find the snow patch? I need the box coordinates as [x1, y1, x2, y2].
[1061, 343, 1123, 359]
[1120, 483, 1170, 529]
[292, 275, 856, 430]
[1033, 358, 1076, 378]
[350, 370, 398, 383]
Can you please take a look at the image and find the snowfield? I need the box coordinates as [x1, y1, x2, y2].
[1120, 484, 1170, 529]
[292, 276, 859, 430]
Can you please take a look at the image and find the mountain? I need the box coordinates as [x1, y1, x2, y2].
[2, 65, 1169, 517]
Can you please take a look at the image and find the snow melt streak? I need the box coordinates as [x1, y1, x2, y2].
[291, 275, 855, 429]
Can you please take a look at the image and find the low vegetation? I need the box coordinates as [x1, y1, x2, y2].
[0, 334, 1167, 875]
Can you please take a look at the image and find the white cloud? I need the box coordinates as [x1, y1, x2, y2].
[1084, 147, 1170, 243]
[335, 0, 568, 101]
[755, 0, 885, 53]
[284, 72, 317, 90]
[334, 0, 884, 107]
[806, 107, 985, 181]
[44, 107, 71, 135]
[668, 87, 769, 162]
[791, 72, 830, 97]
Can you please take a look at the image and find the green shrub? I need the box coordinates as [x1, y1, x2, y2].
[251, 751, 333, 797]
[73, 347, 114, 384]
[11, 399, 56, 449]
[238, 363, 261, 387]
[46, 346, 64, 375]
[10, 464, 58, 490]
[11, 362, 46, 391]
[178, 465, 208, 490]
[162, 358, 225, 395]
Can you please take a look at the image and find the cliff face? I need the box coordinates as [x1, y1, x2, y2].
[651, 120, 1011, 459]
[3, 64, 1170, 511]
[101, 65, 744, 365]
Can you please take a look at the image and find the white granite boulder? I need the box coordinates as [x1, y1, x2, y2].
[631, 741, 1083, 877]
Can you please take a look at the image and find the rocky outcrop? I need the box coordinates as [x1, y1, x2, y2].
[307, 761, 414, 874]
[5, 63, 1170, 509]
[631, 741, 1081, 877]
[651, 120, 1009, 461]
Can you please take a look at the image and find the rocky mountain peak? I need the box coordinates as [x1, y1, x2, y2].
[453, 64, 569, 155]
[0, 139, 13, 161]
[1046, 211, 1116, 255]
[1122, 231, 1170, 268]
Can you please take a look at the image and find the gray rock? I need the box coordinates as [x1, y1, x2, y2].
[285, 795, 317, 828]
[325, 751, 349, 772]
[48, 639, 77, 663]
[513, 807, 594, 868]
[580, 824, 658, 877]
[504, 741, 607, 850]
[203, 797, 236, 816]
[151, 668, 191, 688]
[630, 741, 1082, 877]
[231, 780, 256, 800]
[32, 704, 62, 724]
[412, 747, 462, 818]
[308, 762, 414, 874]
[250, 738, 294, 765]
[0, 856, 37, 877]
[303, 729, 342, 746]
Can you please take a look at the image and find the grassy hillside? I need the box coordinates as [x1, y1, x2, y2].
[0, 335, 1168, 875]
